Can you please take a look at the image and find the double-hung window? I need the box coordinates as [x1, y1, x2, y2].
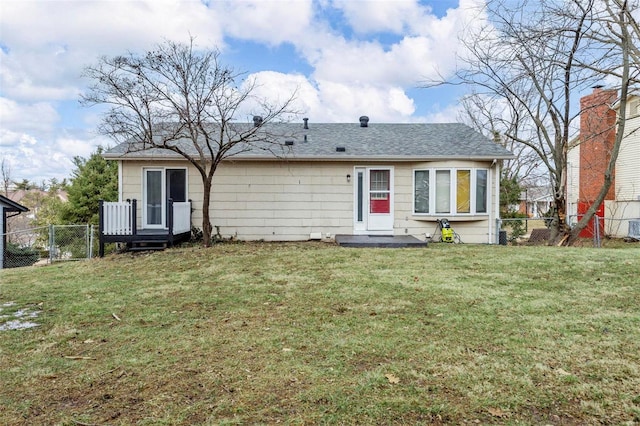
[414, 168, 488, 215]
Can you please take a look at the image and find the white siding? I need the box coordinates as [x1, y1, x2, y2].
[119, 159, 499, 243]
[605, 200, 640, 238]
[603, 96, 640, 237]
[208, 162, 354, 240]
[567, 143, 581, 224]
[616, 99, 640, 202]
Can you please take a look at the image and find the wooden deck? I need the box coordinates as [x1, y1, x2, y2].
[98, 199, 193, 256]
[100, 228, 192, 253]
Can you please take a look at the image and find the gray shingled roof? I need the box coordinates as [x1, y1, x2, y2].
[103, 122, 513, 161]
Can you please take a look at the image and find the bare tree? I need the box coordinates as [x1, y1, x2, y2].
[458, 92, 547, 187]
[1, 158, 12, 197]
[435, 0, 638, 244]
[81, 39, 299, 246]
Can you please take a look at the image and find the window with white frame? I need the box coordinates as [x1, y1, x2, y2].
[414, 168, 488, 215]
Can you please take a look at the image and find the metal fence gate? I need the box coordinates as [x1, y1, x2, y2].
[1, 224, 96, 269]
[48, 224, 96, 262]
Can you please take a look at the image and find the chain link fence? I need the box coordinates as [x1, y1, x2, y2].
[2, 225, 97, 269]
[497, 217, 549, 245]
[498, 215, 640, 247]
[48, 224, 96, 261]
[567, 215, 640, 247]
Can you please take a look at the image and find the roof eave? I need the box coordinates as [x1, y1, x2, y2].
[229, 154, 515, 162]
[104, 154, 515, 162]
[0, 196, 29, 213]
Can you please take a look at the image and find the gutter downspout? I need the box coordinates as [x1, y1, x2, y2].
[493, 160, 500, 244]
[488, 175, 492, 244]
[118, 160, 123, 202]
[488, 159, 499, 244]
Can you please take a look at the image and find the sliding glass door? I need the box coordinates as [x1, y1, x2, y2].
[143, 168, 187, 229]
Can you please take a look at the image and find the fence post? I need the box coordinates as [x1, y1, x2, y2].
[49, 224, 54, 263]
[89, 225, 94, 259]
[99, 200, 105, 257]
[594, 215, 601, 248]
[131, 199, 137, 236]
[167, 198, 174, 247]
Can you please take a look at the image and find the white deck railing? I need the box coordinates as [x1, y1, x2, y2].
[103, 202, 133, 235]
[101, 200, 191, 236]
[172, 202, 191, 234]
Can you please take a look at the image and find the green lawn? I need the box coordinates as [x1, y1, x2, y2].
[1, 242, 639, 425]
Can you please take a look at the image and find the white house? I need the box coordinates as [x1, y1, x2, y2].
[101, 118, 514, 252]
[607, 94, 640, 237]
[567, 90, 640, 238]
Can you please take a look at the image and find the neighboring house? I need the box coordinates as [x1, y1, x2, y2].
[7, 189, 68, 221]
[567, 88, 640, 238]
[101, 118, 513, 249]
[4, 189, 68, 249]
[0, 194, 29, 269]
[610, 93, 640, 238]
[518, 186, 554, 218]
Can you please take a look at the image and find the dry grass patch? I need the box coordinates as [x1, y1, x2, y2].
[1, 242, 639, 425]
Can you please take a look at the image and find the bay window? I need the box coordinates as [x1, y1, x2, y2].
[414, 168, 489, 216]
[475, 169, 488, 213]
[414, 170, 430, 213]
[435, 170, 451, 213]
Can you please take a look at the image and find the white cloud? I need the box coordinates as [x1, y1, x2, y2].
[0, 97, 106, 181]
[0, 98, 59, 133]
[1, 1, 222, 51]
[0, 129, 37, 148]
[245, 71, 321, 119]
[0, 129, 107, 182]
[314, 80, 415, 122]
[293, 0, 482, 93]
[214, 0, 314, 45]
[244, 71, 417, 123]
[0, 1, 225, 102]
[56, 136, 97, 160]
[333, 0, 437, 35]
[422, 103, 465, 123]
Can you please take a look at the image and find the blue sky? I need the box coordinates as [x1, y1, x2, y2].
[0, 0, 485, 183]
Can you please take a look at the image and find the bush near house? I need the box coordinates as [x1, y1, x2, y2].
[4, 242, 39, 268]
[501, 211, 528, 242]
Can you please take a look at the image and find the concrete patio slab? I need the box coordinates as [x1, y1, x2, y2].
[335, 235, 428, 248]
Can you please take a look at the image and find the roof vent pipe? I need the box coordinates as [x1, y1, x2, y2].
[253, 116, 263, 127]
[359, 116, 369, 127]
[303, 117, 309, 129]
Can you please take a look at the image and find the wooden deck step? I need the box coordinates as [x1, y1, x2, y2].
[128, 241, 168, 252]
[128, 246, 166, 252]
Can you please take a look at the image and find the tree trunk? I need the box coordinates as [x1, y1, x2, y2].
[201, 179, 213, 247]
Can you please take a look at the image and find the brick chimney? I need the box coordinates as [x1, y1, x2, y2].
[578, 86, 617, 203]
